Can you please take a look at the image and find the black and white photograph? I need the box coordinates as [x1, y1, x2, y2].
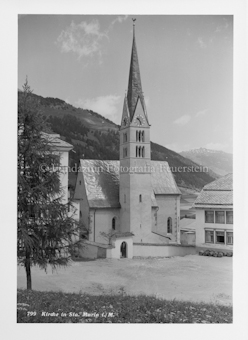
[1, 0, 247, 338]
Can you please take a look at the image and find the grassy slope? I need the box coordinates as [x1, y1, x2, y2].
[17, 289, 232, 323]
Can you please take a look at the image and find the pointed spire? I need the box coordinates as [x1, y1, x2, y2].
[127, 19, 145, 121]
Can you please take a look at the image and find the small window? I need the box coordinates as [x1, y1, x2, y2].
[205, 230, 214, 243]
[123, 147, 128, 158]
[136, 146, 138, 157]
[112, 217, 116, 230]
[79, 180, 82, 185]
[80, 211, 82, 218]
[154, 211, 157, 226]
[205, 211, 214, 223]
[216, 231, 225, 244]
[142, 146, 145, 158]
[167, 217, 172, 234]
[215, 211, 225, 224]
[124, 194, 126, 203]
[139, 194, 142, 202]
[226, 232, 233, 245]
[226, 211, 233, 224]
[136, 131, 139, 142]
[123, 133, 127, 143]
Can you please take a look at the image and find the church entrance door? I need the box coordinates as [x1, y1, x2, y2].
[120, 242, 127, 258]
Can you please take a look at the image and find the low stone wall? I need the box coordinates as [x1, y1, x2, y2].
[133, 243, 197, 257]
[76, 241, 109, 259]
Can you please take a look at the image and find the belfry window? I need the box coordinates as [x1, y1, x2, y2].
[142, 146, 145, 157]
[136, 130, 145, 142]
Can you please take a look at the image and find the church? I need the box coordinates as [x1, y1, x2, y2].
[73, 22, 187, 259]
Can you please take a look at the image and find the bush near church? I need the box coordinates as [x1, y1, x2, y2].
[199, 250, 233, 257]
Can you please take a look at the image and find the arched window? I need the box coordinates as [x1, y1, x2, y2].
[142, 146, 145, 158]
[136, 131, 139, 142]
[139, 194, 142, 202]
[139, 131, 142, 142]
[142, 131, 145, 142]
[139, 146, 142, 157]
[136, 146, 138, 157]
[112, 217, 116, 230]
[167, 217, 172, 234]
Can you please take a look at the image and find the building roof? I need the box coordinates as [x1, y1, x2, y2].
[179, 218, 196, 230]
[80, 160, 121, 209]
[79, 159, 181, 208]
[193, 173, 233, 209]
[151, 161, 181, 194]
[203, 173, 233, 191]
[42, 132, 73, 150]
[112, 231, 134, 239]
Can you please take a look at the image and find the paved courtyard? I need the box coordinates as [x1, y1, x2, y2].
[17, 254, 232, 305]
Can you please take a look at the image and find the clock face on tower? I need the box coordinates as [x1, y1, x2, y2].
[135, 115, 144, 126]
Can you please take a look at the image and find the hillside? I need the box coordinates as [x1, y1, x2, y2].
[180, 148, 233, 177]
[19, 91, 216, 191]
[18, 90, 119, 133]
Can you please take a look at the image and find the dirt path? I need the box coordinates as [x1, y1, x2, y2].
[17, 255, 232, 305]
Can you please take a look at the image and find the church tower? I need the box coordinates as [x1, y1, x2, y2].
[119, 20, 151, 242]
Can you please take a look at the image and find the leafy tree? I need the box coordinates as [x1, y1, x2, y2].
[100, 230, 117, 245]
[18, 79, 81, 290]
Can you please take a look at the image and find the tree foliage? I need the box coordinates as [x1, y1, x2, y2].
[18, 80, 80, 289]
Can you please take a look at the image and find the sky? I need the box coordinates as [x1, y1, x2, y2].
[18, 14, 233, 153]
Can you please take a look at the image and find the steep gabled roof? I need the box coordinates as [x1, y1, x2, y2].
[79, 159, 181, 208]
[127, 22, 147, 122]
[151, 161, 181, 194]
[79, 160, 120, 209]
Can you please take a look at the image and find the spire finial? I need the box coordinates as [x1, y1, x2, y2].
[132, 18, 136, 37]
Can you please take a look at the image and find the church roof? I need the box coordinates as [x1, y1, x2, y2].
[79, 159, 181, 208]
[127, 22, 147, 122]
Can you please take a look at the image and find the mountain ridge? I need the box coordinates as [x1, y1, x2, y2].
[180, 148, 233, 177]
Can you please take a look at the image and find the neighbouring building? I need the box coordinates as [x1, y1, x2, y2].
[180, 217, 196, 246]
[44, 132, 80, 221]
[72, 22, 197, 260]
[192, 173, 233, 252]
